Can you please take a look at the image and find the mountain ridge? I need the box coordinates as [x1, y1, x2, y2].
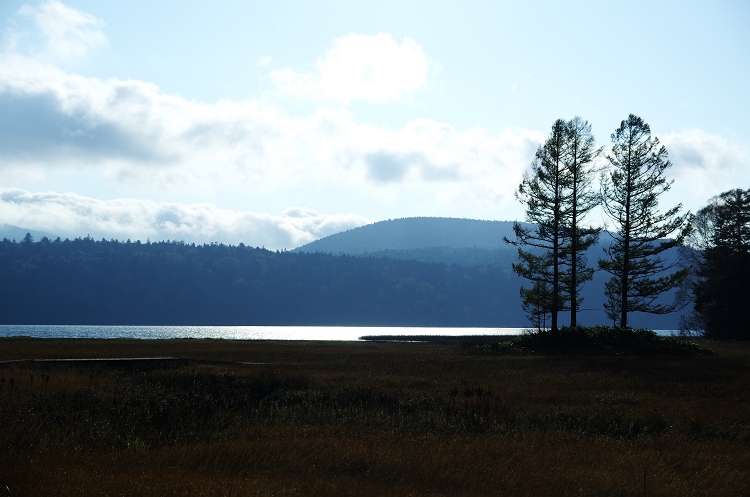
[0, 224, 56, 243]
[294, 217, 522, 254]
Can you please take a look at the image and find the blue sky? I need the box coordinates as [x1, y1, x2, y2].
[1, 0, 748, 248]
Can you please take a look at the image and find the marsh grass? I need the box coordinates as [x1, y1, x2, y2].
[1, 337, 748, 495]
[480, 326, 713, 356]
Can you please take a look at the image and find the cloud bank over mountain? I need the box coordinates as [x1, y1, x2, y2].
[0, 188, 369, 248]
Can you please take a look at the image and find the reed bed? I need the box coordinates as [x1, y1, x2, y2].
[1, 337, 749, 496]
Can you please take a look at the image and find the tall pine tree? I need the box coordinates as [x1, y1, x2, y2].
[563, 117, 602, 327]
[507, 118, 602, 330]
[599, 114, 691, 328]
[506, 119, 572, 331]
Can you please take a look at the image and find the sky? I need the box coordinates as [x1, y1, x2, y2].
[0, 0, 748, 249]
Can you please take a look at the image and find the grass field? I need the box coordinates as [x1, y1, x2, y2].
[1, 337, 749, 496]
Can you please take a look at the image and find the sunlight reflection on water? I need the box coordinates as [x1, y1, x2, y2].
[0, 325, 675, 340]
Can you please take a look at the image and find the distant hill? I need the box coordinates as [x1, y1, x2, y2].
[293, 217, 520, 254]
[294, 217, 689, 330]
[0, 224, 56, 243]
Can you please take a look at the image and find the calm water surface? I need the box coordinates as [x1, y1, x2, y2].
[0, 325, 675, 340]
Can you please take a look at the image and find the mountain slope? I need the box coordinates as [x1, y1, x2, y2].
[294, 217, 520, 254]
[0, 224, 56, 242]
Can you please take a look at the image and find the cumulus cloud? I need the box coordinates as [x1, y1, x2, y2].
[0, 4, 545, 219]
[270, 33, 434, 104]
[0, 188, 371, 249]
[0, 39, 543, 214]
[0, 52, 285, 184]
[17, 0, 107, 64]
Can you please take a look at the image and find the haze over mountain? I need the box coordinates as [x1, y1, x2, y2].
[0, 224, 56, 243]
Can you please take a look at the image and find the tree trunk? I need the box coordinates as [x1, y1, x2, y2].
[620, 140, 633, 329]
[570, 146, 578, 328]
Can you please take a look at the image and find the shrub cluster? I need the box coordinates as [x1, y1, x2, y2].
[479, 326, 712, 355]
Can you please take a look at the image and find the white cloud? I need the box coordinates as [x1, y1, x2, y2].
[0, 6, 540, 220]
[270, 33, 434, 104]
[0, 44, 543, 218]
[661, 129, 750, 204]
[18, 0, 107, 64]
[257, 55, 273, 66]
[0, 188, 371, 249]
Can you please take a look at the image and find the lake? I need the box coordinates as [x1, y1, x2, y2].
[0, 325, 676, 340]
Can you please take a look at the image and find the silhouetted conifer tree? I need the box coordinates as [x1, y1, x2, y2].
[563, 117, 602, 327]
[507, 118, 602, 330]
[521, 280, 552, 329]
[689, 188, 750, 338]
[506, 120, 572, 331]
[599, 114, 691, 329]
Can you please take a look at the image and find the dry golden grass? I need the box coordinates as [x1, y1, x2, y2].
[1, 337, 749, 496]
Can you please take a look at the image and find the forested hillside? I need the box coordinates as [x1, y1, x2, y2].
[357, 246, 518, 268]
[0, 236, 525, 326]
[0, 230, 686, 328]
